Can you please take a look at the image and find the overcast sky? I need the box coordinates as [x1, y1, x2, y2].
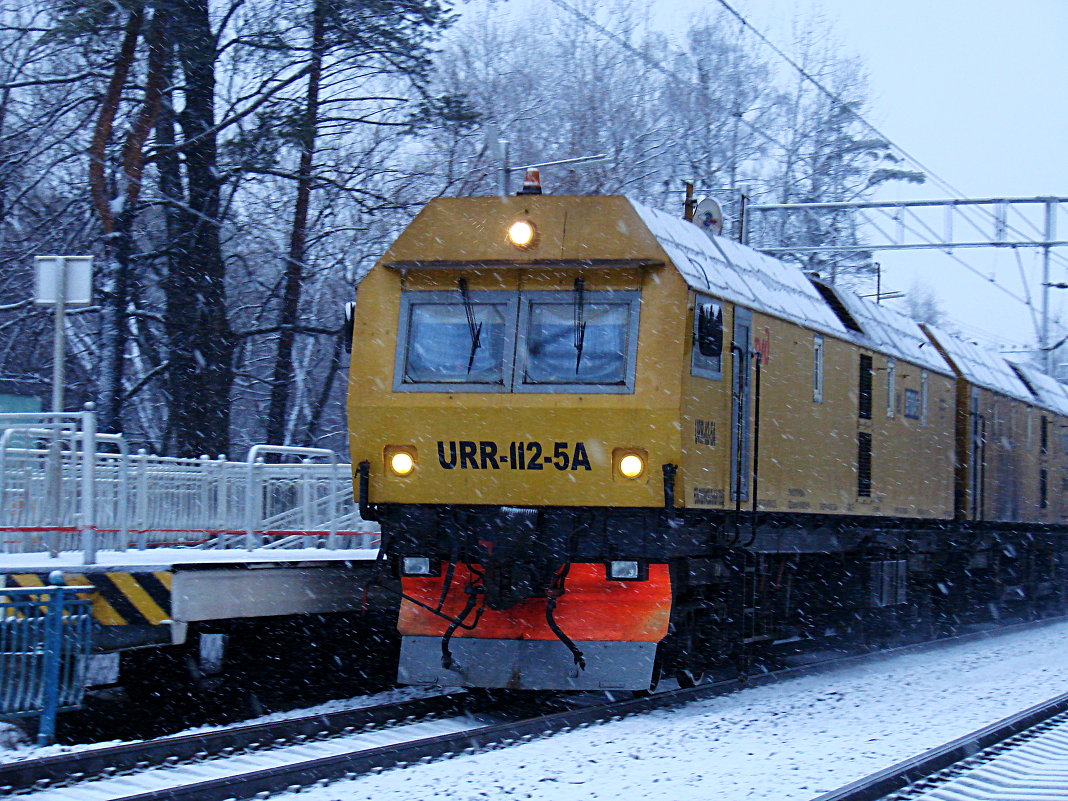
[649, 0, 1068, 353]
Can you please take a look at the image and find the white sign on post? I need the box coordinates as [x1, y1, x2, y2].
[34, 256, 93, 306]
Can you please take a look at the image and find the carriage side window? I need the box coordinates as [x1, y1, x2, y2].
[812, 334, 824, 403]
[904, 389, 920, 419]
[857, 432, 872, 497]
[516, 289, 640, 393]
[394, 289, 517, 392]
[691, 295, 724, 380]
[858, 354, 873, 420]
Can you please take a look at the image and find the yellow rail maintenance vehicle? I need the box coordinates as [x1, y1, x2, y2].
[348, 180, 1068, 691]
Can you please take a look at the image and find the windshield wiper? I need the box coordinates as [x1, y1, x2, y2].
[458, 278, 483, 374]
[573, 277, 587, 372]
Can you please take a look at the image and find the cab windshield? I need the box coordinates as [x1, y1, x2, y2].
[395, 286, 639, 393]
[398, 291, 515, 388]
[521, 301, 630, 386]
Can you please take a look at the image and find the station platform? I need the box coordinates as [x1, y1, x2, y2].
[0, 546, 385, 651]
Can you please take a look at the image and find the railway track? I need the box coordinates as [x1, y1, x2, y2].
[3, 615, 1065, 801]
[0, 693, 473, 797]
[814, 690, 1068, 801]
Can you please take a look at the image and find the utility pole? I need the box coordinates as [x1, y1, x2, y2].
[50, 258, 67, 413]
[1041, 199, 1055, 374]
[34, 255, 92, 558]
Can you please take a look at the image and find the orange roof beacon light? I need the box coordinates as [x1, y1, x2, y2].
[517, 167, 543, 195]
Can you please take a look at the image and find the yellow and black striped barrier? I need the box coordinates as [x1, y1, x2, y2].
[3, 572, 172, 626]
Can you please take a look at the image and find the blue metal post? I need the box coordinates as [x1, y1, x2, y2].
[35, 570, 65, 746]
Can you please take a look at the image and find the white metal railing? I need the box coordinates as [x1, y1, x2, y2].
[243, 445, 340, 550]
[0, 411, 378, 564]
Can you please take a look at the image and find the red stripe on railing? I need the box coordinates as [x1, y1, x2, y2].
[0, 526, 379, 548]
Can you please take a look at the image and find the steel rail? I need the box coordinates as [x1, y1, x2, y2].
[0, 693, 468, 794]
[10, 614, 1066, 801]
[811, 691, 1068, 801]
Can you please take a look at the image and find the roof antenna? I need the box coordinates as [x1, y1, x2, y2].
[484, 127, 606, 195]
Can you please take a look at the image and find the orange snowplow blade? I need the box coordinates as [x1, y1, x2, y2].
[399, 563, 671, 642]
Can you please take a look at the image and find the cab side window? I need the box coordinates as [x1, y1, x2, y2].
[691, 295, 724, 380]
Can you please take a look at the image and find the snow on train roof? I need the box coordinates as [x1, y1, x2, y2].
[1009, 361, 1068, 416]
[631, 200, 846, 335]
[923, 326, 1034, 404]
[828, 288, 952, 376]
[630, 199, 951, 373]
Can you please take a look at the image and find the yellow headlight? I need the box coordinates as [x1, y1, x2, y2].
[390, 451, 415, 476]
[507, 220, 536, 248]
[618, 454, 644, 478]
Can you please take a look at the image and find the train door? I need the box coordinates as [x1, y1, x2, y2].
[730, 307, 753, 502]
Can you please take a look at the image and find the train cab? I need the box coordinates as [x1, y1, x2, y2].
[348, 195, 684, 689]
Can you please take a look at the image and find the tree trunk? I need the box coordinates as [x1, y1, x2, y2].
[264, 0, 325, 448]
[168, 0, 234, 457]
[89, 9, 143, 428]
[100, 8, 170, 433]
[155, 28, 183, 454]
[303, 327, 346, 446]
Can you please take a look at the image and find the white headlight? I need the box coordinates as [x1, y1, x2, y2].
[618, 454, 644, 478]
[390, 451, 415, 475]
[507, 220, 536, 247]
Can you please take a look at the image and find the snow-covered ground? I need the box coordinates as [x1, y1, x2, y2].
[5, 622, 1067, 799]
[283, 621, 1068, 801]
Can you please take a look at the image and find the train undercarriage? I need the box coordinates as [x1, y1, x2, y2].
[380, 503, 1068, 690]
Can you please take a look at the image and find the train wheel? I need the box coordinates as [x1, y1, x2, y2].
[676, 668, 712, 689]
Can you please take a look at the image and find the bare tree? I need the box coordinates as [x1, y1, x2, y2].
[0, 0, 936, 458]
[759, 21, 924, 283]
[905, 281, 948, 328]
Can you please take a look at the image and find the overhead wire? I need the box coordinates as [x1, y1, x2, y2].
[711, 0, 1068, 277]
[857, 209, 1032, 308]
[1012, 246, 1043, 338]
[711, 0, 1068, 356]
[869, 203, 1047, 332]
[541, 0, 791, 153]
[544, 0, 1065, 270]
